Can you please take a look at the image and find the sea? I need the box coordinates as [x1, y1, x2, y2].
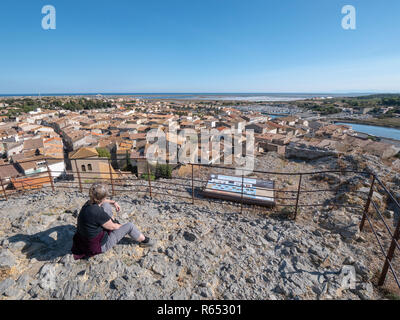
[0, 92, 368, 101]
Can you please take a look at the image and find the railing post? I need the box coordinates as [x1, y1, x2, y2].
[108, 159, 115, 196]
[378, 218, 400, 286]
[0, 178, 7, 201]
[293, 174, 302, 220]
[360, 175, 375, 232]
[240, 171, 244, 214]
[191, 163, 194, 205]
[46, 161, 55, 192]
[147, 162, 152, 198]
[74, 159, 83, 193]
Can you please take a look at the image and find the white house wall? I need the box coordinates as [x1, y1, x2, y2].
[48, 161, 66, 178]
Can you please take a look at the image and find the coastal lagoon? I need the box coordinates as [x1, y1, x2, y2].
[265, 114, 281, 119]
[337, 122, 400, 141]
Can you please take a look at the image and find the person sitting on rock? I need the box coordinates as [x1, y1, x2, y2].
[71, 182, 153, 259]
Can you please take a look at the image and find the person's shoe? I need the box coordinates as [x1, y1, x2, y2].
[139, 236, 154, 248]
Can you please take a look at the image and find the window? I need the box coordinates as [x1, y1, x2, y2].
[88, 164, 92, 171]
[81, 165, 86, 172]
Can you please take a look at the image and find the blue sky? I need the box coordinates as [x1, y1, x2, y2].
[0, 0, 399, 94]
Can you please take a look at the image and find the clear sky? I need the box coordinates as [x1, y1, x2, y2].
[0, 0, 400, 94]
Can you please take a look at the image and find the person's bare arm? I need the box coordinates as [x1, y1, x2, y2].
[102, 219, 121, 231]
[102, 199, 121, 212]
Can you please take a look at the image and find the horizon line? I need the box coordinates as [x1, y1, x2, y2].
[1, 91, 399, 97]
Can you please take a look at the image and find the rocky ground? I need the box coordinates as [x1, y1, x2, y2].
[0, 152, 399, 300]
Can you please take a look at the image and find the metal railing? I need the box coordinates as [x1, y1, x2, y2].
[359, 174, 400, 289]
[0, 156, 399, 290]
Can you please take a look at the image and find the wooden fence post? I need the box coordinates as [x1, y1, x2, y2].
[378, 215, 400, 286]
[74, 159, 83, 193]
[293, 174, 303, 220]
[147, 162, 152, 197]
[108, 159, 115, 196]
[46, 161, 55, 192]
[359, 175, 375, 232]
[191, 163, 195, 204]
[240, 171, 244, 214]
[0, 178, 7, 201]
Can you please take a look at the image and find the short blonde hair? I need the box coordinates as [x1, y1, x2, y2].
[89, 183, 109, 204]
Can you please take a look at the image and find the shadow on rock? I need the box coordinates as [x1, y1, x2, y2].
[8, 225, 76, 262]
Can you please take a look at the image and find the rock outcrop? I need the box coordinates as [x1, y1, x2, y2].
[0, 188, 382, 300]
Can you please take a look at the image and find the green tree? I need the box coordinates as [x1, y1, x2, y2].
[122, 150, 135, 172]
[155, 162, 172, 179]
[96, 147, 111, 159]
